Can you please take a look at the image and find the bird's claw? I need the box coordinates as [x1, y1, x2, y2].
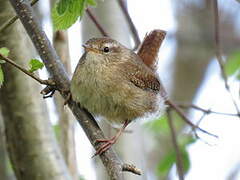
[92, 138, 117, 157]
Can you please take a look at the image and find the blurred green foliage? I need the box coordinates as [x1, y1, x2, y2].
[225, 51, 240, 80]
[145, 114, 196, 178]
[156, 135, 195, 177]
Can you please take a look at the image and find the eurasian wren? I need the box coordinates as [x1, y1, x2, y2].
[71, 37, 166, 155]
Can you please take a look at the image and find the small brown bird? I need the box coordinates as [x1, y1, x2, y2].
[71, 36, 166, 155]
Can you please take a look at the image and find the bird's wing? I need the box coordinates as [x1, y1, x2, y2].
[120, 57, 161, 92]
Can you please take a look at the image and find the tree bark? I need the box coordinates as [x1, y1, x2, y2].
[0, 112, 8, 180]
[48, 1, 78, 178]
[53, 30, 78, 180]
[0, 109, 16, 180]
[0, 1, 71, 180]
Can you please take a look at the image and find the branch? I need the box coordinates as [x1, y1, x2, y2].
[166, 109, 184, 180]
[122, 164, 141, 175]
[213, 0, 240, 115]
[86, 9, 109, 37]
[0, 0, 39, 33]
[0, 53, 55, 86]
[165, 100, 218, 138]
[8, 0, 138, 179]
[177, 103, 240, 117]
[117, 0, 140, 51]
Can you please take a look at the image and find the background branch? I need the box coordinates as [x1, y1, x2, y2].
[167, 109, 184, 180]
[213, 0, 240, 115]
[86, 9, 109, 37]
[178, 103, 240, 117]
[117, 0, 140, 51]
[166, 100, 218, 138]
[0, 0, 39, 33]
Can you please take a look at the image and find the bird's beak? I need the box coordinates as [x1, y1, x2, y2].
[82, 44, 99, 53]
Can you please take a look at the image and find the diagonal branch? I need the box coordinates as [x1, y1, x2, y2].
[166, 109, 184, 180]
[0, 53, 54, 86]
[86, 9, 109, 37]
[212, 0, 240, 115]
[8, 0, 137, 179]
[117, 0, 140, 51]
[166, 100, 218, 138]
[0, 0, 39, 33]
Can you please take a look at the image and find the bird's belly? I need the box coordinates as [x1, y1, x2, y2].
[74, 84, 127, 124]
[71, 69, 164, 124]
[75, 86, 162, 124]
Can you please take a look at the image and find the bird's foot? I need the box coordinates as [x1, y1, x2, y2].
[92, 120, 130, 157]
[92, 136, 117, 157]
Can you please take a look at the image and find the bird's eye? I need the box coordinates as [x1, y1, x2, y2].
[103, 47, 110, 53]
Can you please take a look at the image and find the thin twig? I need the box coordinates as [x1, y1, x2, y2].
[213, 0, 240, 115]
[0, 0, 39, 33]
[192, 112, 217, 146]
[178, 103, 240, 117]
[191, 110, 209, 140]
[86, 9, 109, 37]
[122, 164, 142, 175]
[0, 53, 55, 86]
[166, 109, 184, 180]
[165, 100, 218, 138]
[117, 0, 140, 51]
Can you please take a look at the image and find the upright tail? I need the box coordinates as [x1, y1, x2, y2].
[137, 29, 166, 71]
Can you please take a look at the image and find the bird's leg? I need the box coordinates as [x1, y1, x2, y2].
[93, 120, 130, 157]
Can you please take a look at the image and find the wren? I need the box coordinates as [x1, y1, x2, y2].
[70, 37, 166, 155]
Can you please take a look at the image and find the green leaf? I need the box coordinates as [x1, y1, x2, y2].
[157, 150, 175, 176]
[157, 146, 191, 177]
[52, 0, 95, 30]
[28, 59, 44, 73]
[52, 1, 80, 30]
[0, 47, 10, 57]
[0, 66, 4, 87]
[57, 0, 70, 15]
[180, 147, 191, 173]
[156, 135, 196, 177]
[225, 51, 240, 76]
[179, 136, 196, 146]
